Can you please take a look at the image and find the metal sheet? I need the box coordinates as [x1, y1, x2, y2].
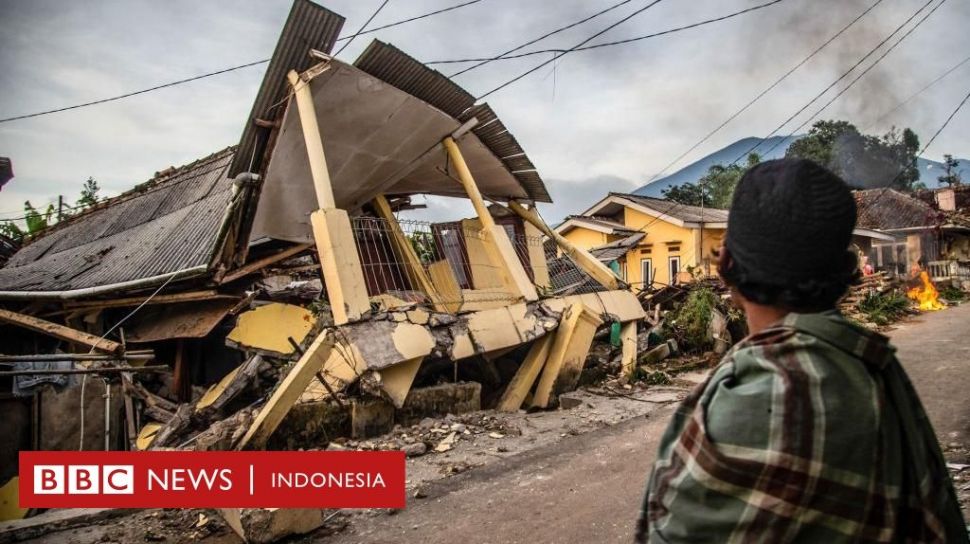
[229, 0, 345, 177]
[354, 41, 475, 119]
[251, 60, 530, 243]
[125, 299, 238, 343]
[0, 150, 237, 292]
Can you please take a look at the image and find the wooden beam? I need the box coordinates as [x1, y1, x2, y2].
[620, 321, 638, 382]
[219, 243, 313, 284]
[0, 308, 122, 354]
[172, 339, 190, 403]
[496, 334, 553, 412]
[237, 331, 335, 450]
[63, 290, 235, 311]
[507, 200, 622, 291]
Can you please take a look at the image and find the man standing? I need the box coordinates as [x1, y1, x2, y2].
[637, 159, 966, 543]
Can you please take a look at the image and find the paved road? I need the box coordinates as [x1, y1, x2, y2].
[328, 303, 970, 543]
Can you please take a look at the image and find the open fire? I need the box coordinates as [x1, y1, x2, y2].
[907, 271, 945, 311]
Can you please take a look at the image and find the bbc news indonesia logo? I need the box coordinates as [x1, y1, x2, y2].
[20, 451, 405, 509]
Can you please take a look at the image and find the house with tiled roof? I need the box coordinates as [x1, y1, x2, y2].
[854, 188, 970, 282]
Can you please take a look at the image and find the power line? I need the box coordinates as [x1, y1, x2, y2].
[639, 0, 885, 188]
[433, 0, 786, 66]
[759, 0, 947, 158]
[447, 0, 635, 77]
[333, 0, 392, 58]
[0, 59, 271, 124]
[728, 0, 939, 165]
[863, 53, 970, 131]
[477, 0, 666, 100]
[354, 0, 483, 36]
[0, 0, 484, 124]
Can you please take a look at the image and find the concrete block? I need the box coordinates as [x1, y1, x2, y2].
[395, 383, 482, 426]
[218, 507, 325, 544]
[351, 398, 395, 439]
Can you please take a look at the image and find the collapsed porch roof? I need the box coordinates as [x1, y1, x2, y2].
[251, 40, 549, 243]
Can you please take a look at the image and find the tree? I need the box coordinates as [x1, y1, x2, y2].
[661, 153, 761, 209]
[662, 182, 711, 207]
[0, 201, 55, 242]
[785, 120, 920, 190]
[77, 176, 100, 209]
[938, 154, 962, 186]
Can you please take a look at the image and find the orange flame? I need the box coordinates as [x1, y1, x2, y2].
[907, 271, 945, 311]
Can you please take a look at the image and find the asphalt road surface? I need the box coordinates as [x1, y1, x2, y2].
[328, 303, 970, 543]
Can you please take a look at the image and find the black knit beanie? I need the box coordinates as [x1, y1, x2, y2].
[725, 158, 857, 287]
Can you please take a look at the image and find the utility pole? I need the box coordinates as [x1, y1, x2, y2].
[57, 195, 64, 222]
[699, 179, 705, 278]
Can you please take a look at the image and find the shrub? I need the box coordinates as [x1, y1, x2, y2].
[858, 291, 911, 325]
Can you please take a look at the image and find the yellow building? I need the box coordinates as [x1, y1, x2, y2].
[555, 193, 728, 290]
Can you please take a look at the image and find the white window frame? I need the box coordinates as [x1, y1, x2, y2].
[640, 258, 653, 288]
[669, 256, 681, 283]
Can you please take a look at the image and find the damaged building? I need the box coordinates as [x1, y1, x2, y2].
[0, 0, 644, 529]
[855, 187, 970, 286]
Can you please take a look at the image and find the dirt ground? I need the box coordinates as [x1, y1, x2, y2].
[14, 302, 970, 544]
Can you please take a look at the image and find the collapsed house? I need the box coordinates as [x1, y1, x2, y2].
[0, 0, 645, 526]
[855, 187, 970, 286]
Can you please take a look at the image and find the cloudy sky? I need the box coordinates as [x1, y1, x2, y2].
[1, 0, 968, 226]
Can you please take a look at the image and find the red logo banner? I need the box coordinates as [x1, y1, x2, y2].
[19, 451, 405, 509]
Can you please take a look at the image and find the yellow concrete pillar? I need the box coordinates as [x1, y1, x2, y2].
[443, 137, 537, 302]
[287, 69, 335, 209]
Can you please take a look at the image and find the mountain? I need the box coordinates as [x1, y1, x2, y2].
[634, 136, 969, 197]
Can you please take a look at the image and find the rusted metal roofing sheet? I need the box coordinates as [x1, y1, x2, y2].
[354, 41, 475, 119]
[229, 0, 345, 177]
[0, 149, 238, 293]
[126, 299, 238, 343]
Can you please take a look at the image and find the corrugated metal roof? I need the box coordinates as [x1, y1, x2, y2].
[229, 0, 345, 177]
[353, 43, 550, 203]
[0, 149, 239, 293]
[590, 232, 645, 263]
[355, 41, 475, 119]
[461, 103, 549, 203]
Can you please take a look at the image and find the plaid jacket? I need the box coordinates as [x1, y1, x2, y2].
[637, 312, 967, 543]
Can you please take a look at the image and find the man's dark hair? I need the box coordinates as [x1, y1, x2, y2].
[720, 158, 859, 313]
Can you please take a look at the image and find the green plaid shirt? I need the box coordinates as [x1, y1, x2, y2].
[638, 312, 967, 543]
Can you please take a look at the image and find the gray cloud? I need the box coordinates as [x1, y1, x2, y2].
[1, 0, 967, 224]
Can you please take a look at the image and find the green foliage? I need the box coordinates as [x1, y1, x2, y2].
[77, 177, 100, 209]
[858, 291, 911, 326]
[939, 283, 966, 301]
[408, 232, 437, 263]
[938, 154, 962, 187]
[0, 221, 24, 241]
[665, 286, 718, 353]
[661, 153, 760, 209]
[785, 120, 920, 190]
[662, 182, 711, 207]
[24, 201, 55, 234]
